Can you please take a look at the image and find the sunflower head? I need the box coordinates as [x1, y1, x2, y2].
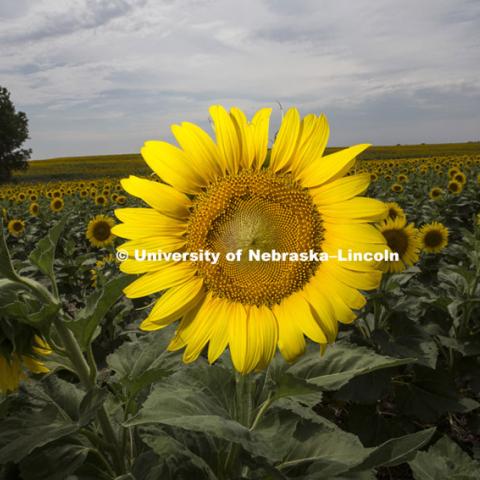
[429, 187, 443, 200]
[7, 219, 25, 237]
[453, 172, 466, 184]
[29, 202, 40, 216]
[397, 174, 408, 183]
[447, 180, 462, 195]
[50, 198, 64, 212]
[113, 105, 387, 373]
[384, 202, 406, 221]
[0, 323, 51, 393]
[95, 195, 108, 207]
[377, 216, 420, 273]
[86, 214, 116, 248]
[419, 222, 448, 253]
[391, 183, 404, 193]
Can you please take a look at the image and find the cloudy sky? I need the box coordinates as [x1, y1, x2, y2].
[1, 0, 479, 159]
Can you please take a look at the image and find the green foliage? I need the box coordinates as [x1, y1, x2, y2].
[0, 86, 31, 183]
[409, 436, 480, 479]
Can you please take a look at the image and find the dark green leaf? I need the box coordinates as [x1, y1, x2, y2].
[68, 274, 132, 350]
[409, 436, 480, 479]
[29, 217, 67, 282]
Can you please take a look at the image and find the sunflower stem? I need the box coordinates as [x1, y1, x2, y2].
[53, 316, 127, 476]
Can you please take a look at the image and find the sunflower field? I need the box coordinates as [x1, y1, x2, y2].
[1, 107, 480, 480]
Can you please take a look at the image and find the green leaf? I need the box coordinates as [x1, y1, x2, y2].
[288, 343, 414, 391]
[409, 436, 480, 479]
[0, 406, 78, 464]
[125, 363, 273, 460]
[107, 327, 181, 396]
[395, 368, 480, 422]
[351, 428, 436, 471]
[68, 274, 132, 350]
[141, 427, 219, 480]
[78, 388, 109, 426]
[256, 410, 368, 478]
[29, 216, 67, 283]
[0, 220, 19, 281]
[18, 439, 89, 480]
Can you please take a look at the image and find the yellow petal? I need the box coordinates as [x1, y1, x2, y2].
[207, 299, 231, 364]
[118, 236, 186, 258]
[251, 108, 272, 169]
[290, 114, 329, 175]
[228, 302, 249, 374]
[301, 278, 338, 342]
[141, 141, 204, 194]
[311, 173, 370, 205]
[297, 144, 370, 187]
[272, 298, 306, 362]
[320, 197, 387, 223]
[113, 208, 187, 239]
[270, 108, 301, 172]
[123, 263, 196, 299]
[171, 122, 222, 180]
[209, 105, 241, 174]
[120, 176, 191, 219]
[140, 277, 205, 330]
[182, 294, 219, 363]
[246, 305, 278, 371]
[230, 107, 253, 170]
[322, 261, 382, 291]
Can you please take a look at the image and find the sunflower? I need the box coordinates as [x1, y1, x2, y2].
[447, 180, 462, 195]
[113, 105, 388, 374]
[391, 183, 404, 193]
[419, 222, 449, 253]
[29, 202, 40, 216]
[86, 215, 116, 248]
[429, 187, 443, 200]
[453, 171, 466, 185]
[7, 219, 25, 237]
[0, 335, 51, 393]
[116, 195, 127, 205]
[397, 174, 408, 183]
[377, 217, 420, 273]
[50, 198, 64, 212]
[384, 202, 406, 221]
[95, 195, 108, 207]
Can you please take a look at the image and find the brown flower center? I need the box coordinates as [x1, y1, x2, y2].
[187, 171, 323, 306]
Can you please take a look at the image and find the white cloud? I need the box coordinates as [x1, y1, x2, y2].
[0, 0, 479, 158]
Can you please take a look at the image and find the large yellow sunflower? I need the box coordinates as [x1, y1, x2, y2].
[377, 217, 420, 273]
[113, 106, 388, 373]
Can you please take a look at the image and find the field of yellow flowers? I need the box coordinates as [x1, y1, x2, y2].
[1, 120, 480, 479]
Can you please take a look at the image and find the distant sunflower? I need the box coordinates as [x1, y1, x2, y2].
[86, 215, 115, 247]
[429, 187, 443, 201]
[391, 183, 404, 193]
[384, 202, 406, 221]
[116, 195, 127, 205]
[7, 219, 25, 237]
[419, 222, 448, 253]
[397, 174, 408, 183]
[29, 203, 40, 216]
[50, 198, 64, 212]
[453, 171, 466, 185]
[113, 105, 388, 373]
[447, 180, 462, 195]
[377, 217, 420, 273]
[95, 195, 108, 207]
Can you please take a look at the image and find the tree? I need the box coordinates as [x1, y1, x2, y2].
[0, 86, 31, 183]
